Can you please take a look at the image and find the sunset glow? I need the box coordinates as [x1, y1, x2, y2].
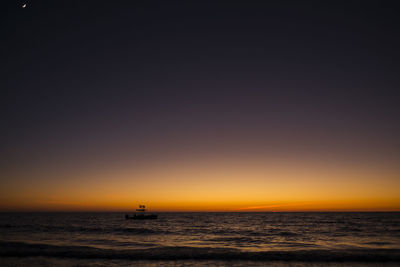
[2, 2, 400, 266]
[2, 156, 399, 211]
[2, 1, 399, 213]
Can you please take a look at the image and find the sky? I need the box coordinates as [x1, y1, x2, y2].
[1, 0, 399, 211]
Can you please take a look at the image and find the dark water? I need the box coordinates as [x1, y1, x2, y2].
[0, 212, 399, 266]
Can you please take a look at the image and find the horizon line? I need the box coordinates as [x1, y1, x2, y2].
[1, 209, 399, 213]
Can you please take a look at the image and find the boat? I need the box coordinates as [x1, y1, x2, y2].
[125, 205, 158, 220]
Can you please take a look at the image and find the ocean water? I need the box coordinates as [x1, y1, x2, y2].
[0, 212, 399, 266]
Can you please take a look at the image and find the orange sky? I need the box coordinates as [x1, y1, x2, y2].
[2, 0, 400, 214]
[2, 156, 399, 211]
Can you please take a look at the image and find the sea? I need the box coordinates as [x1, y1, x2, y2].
[0, 212, 399, 266]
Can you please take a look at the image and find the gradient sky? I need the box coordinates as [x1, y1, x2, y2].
[1, 0, 399, 211]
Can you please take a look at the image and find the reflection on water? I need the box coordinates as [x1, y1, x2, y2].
[0, 212, 399, 266]
[1, 212, 399, 251]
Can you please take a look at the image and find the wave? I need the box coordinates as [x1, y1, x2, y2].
[206, 236, 263, 245]
[1, 241, 399, 262]
[0, 224, 169, 235]
[1, 224, 303, 238]
[202, 228, 299, 237]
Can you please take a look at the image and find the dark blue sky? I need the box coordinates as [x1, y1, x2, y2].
[1, 0, 399, 171]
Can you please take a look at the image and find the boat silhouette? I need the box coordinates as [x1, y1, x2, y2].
[125, 205, 158, 220]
